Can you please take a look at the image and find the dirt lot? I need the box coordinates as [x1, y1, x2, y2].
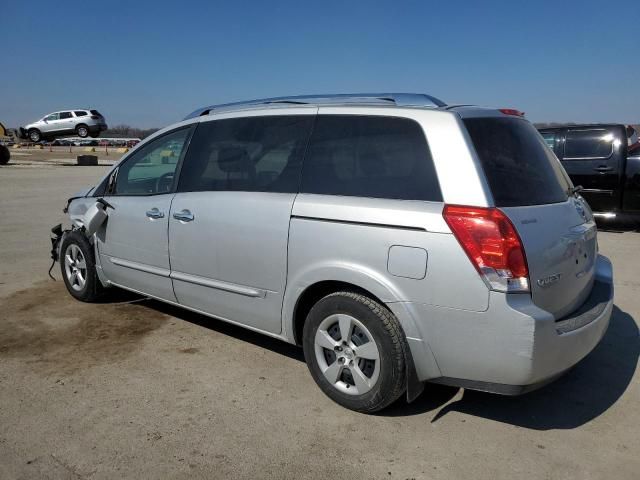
[0, 159, 638, 479]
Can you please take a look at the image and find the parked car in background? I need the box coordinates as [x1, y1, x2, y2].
[18, 109, 107, 143]
[53, 93, 613, 412]
[539, 124, 640, 221]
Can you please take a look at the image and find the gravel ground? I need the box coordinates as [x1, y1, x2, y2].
[0, 161, 638, 479]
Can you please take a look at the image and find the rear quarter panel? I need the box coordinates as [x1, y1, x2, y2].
[282, 195, 490, 342]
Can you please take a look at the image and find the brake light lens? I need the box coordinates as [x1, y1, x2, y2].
[443, 205, 529, 292]
[499, 108, 525, 117]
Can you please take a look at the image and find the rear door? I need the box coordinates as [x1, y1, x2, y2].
[168, 111, 316, 333]
[58, 111, 74, 134]
[560, 127, 624, 212]
[464, 116, 597, 319]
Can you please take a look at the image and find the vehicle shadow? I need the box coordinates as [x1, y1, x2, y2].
[141, 297, 306, 363]
[110, 292, 637, 429]
[383, 305, 639, 429]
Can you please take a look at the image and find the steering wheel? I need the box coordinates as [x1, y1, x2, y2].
[156, 172, 175, 193]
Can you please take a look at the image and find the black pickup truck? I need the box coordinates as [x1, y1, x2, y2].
[538, 124, 640, 221]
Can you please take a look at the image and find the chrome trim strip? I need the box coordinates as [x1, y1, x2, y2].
[108, 256, 170, 277]
[170, 271, 267, 298]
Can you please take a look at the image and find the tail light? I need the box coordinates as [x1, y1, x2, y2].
[443, 205, 529, 293]
[91, 115, 100, 120]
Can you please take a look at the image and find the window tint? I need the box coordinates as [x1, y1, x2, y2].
[114, 128, 190, 195]
[178, 115, 313, 193]
[301, 115, 442, 201]
[74, 111, 88, 117]
[565, 129, 614, 159]
[59, 112, 72, 119]
[44, 113, 59, 121]
[90, 110, 102, 116]
[464, 117, 569, 207]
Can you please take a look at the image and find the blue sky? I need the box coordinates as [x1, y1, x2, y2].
[1, 0, 637, 128]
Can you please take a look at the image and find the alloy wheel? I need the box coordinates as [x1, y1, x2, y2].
[64, 244, 87, 292]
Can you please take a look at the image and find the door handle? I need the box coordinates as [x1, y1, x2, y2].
[145, 208, 164, 219]
[594, 165, 613, 173]
[173, 209, 194, 222]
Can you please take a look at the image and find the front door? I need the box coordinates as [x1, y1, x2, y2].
[168, 112, 315, 333]
[41, 113, 60, 134]
[96, 126, 192, 300]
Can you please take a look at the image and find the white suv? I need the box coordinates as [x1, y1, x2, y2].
[19, 109, 107, 142]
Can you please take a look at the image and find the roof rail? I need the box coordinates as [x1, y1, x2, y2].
[184, 93, 446, 119]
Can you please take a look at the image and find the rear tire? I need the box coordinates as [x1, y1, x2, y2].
[60, 230, 106, 302]
[28, 129, 41, 143]
[76, 124, 89, 138]
[302, 291, 407, 413]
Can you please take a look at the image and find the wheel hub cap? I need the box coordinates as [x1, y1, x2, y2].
[314, 313, 381, 396]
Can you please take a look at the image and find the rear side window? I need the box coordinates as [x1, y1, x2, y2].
[301, 115, 442, 201]
[178, 115, 314, 193]
[74, 111, 88, 117]
[565, 129, 614, 159]
[59, 112, 72, 119]
[464, 117, 569, 207]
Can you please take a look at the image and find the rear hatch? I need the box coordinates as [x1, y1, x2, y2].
[90, 110, 106, 125]
[463, 115, 597, 319]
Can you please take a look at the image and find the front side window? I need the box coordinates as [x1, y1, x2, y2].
[44, 113, 59, 121]
[177, 115, 314, 193]
[300, 115, 442, 201]
[59, 112, 72, 119]
[564, 129, 615, 159]
[114, 128, 190, 195]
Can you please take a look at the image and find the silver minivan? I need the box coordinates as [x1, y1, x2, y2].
[54, 94, 614, 412]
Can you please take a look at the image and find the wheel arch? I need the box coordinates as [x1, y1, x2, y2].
[283, 264, 442, 390]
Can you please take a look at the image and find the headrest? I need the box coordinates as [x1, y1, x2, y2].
[218, 146, 250, 173]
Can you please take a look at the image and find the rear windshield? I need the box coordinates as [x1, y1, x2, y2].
[90, 110, 102, 116]
[464, 117, 570, 207]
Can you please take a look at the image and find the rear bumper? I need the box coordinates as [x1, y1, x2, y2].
[89, 123, 108, 133]
[401, 254, 613, 393]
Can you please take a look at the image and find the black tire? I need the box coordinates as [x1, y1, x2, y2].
[59, 230, 106, 302]
[28, 129, 41, 143]
[302, 291, 407, 413]
[0, 145, 9, 165]
[76, 124, 89, 138]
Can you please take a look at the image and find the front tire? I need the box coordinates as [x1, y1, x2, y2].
[60, 230, 105, 302]
[76, 124, 89, 138]
[302, 291, 407, 413]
